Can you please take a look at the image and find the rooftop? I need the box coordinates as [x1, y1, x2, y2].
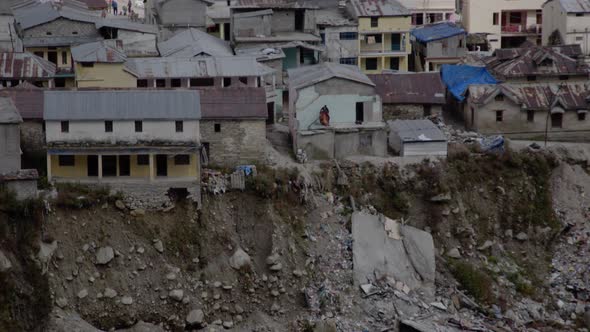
[158, 28, 233, 57]
[348, 0, 411, 17]
[71, 40, 126, 63]
[124, 56, 275, 78]
[388, 119, 446, 142]
[0, 86, 44, 120]
[233, 0, 319, 9]
[288, 62, 374, 90]
[552, 0, 590, 13]
[0, 52, 56, 79]
[44, 90, 201, 121]
[200, 87, 267, 119]
[316, 8, 357, 26]
[12, 0, 100, 30]
[411, 22, 466, 43]
[368, 72, 446, 105]
[0, 96, 22, 124]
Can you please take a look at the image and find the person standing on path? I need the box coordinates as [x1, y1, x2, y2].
[128, 0, 132, 16]
[112, 0, 118, 15]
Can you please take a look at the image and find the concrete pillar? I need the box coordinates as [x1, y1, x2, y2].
[46, 153, 52, 181]
[381, 57, 385, 72]
[381, 33, 385, 54]
[98, 154, 103, 180]
[149, 154, 155, 182]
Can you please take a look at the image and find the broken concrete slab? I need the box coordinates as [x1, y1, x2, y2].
[352, 212, 435, 294]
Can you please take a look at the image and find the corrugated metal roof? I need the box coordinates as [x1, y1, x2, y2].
[158, 28, 233, 57]
[388, 120, 446, 142]
[0, 52, 56, 78]
[411, 22, 466, 43]
[13, 0, 100, 30]
[44, 90, 201, 121]
[23, 36, 103, 47]
[558, 0, 590, 13]
[368, 72, 445, 105]
[71, 40, 126, 63]
[348, 0, 410, 17]
[316, 8, 357, 26]
[207, 1, 231, 20]
[0, 87, 44, 120]
[124, 56, 275, 78]
[234, 44, 286, 61]
[486, 44, 590, 78]
[288, 62, 375, 90]
[469, 83, 590, 111]
[200, 87, 267, 119]
[95, 19, 159, 34]
[0, 96, 22, 123]
[233, 0, 319, 9]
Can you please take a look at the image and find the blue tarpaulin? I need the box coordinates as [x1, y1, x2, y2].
[411, 22, 466, 43]
[441, 65, 498, 101]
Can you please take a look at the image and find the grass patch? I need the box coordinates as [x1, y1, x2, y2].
[507, 272, 535, 297]
[450, 260, 495, 304]
[55, 183, 123, 209]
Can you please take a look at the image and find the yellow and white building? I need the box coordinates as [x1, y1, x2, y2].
[347, 0, 412, 74]
[71, 40, 136, 88]
[44, 90, 201, 187]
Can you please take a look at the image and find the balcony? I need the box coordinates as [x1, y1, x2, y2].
[501, 24, 542, 35]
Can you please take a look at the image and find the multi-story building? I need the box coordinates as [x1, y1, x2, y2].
[347, 0, 412, 73]
[398, 0, 456, 26]
[316, 8, 359, 66]
[71, 40, 136, 88]
[462, 0, 545, 50]
[411, 22, 467, 71]
[44, 90, 202, 203]
[542, 0, 590, 56]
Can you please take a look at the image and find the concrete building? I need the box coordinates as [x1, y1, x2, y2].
[44, 90, 202, 204]
[465, 83, 590, 140]
[411, 22, 466, 72]
[207, 0, 232, 41]
[230, 0, 323, 70]
[144, 0, 214, 33]
[95, 19, 159, 58]
[71, 40, 136, 88]
[369, 72, 446, 121]
[12, 0, 103, 87]
[200, 87, 268, 166]
[0, 52, 56, 88]
[542, 0, 590, 56]
[316, 8, 359, 65]
[288, 62, 387, 159]
[0, 0, 23, 52]
[398, 0, 456, 26]
[0, 96, 38, 200]
[462, 0, 545, 50]
[347, 0, 412, 73]
[157, 28, 233, 57]
[388, 119, 447, 156]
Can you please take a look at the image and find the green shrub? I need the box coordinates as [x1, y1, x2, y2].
[451, 261, 494, 304]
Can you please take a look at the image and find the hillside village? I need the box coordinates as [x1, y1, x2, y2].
[1, 0, 590, 331]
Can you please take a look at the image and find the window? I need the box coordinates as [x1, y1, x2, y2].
[390, 57, 400, 70]
[320, 32, 325, 44]
[61, 121, 69, 133]
[496, 110, 503, 122]
[412, 13, 424, 26]
[367, 34, 382, 43]
[207, 24, 220, 33]
[46, 31, 52, 36]
[559, 75, 569, 80]
[34, 51, 44, 58]
[527, 75, 537, 81]
[62, 51, 68, 65]
[137, 155, 149, 165]
[105, 121, 113, 132]
[58, 155, 75, 166]
[458, 38, 463, 48]
[72, 31, 78, 35]
[174, 154, 190, 165]
[340, 57, 357, 65]
[576, 36, 584, 41]
[135, 121, 143, 132]
[175, 121, 183, 132]
[223, 77, 232, 87]
[339, 32, 358, 40]
[189, 78, 214, 87]
[238, 77, 248, 85]
[579, 112, 587, 121]
[365, 58, 378, 70]
[495, 94, 504, 102]
[81, 62, 94, 67]
[137, 79, 148, 88]
[576, 13, 584, 17]
[156, 79, 166, 87]
[493, 13, 499, 25]
[214, 123, 221, 132]
[527, 110, 535, 122]
[370, 17, 378, 28]
[171, 78, 181, 87]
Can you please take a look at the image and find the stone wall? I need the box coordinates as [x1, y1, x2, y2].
[107, 182, 201, 210]
[24, 18, 100, 38]
[201, 119, 267, 167]
[383, 104, 442, 121]
[4, 180, 37, 200]
[20, 121, 45, 152]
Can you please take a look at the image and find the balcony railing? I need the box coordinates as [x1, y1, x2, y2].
[501, 24, 542, 34]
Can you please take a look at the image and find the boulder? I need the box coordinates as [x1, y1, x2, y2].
[104, 288, 117, 298]
[153, 240, 164, 253]
[169, 289, 184, 302]
[121, 296, 133, 305]
[430, 193, 451, 203]
[186, 309, 204, 326]
[516, 232, 528, 241]
[95, 247, 114, 265]
[229, 248, 251, 271]
[77, 289, 88, 299]
[115, 200, 126, 210]
[130, 209, 145, 217]
[446, 248, 461, 259]
[0, 250, 12, 272]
